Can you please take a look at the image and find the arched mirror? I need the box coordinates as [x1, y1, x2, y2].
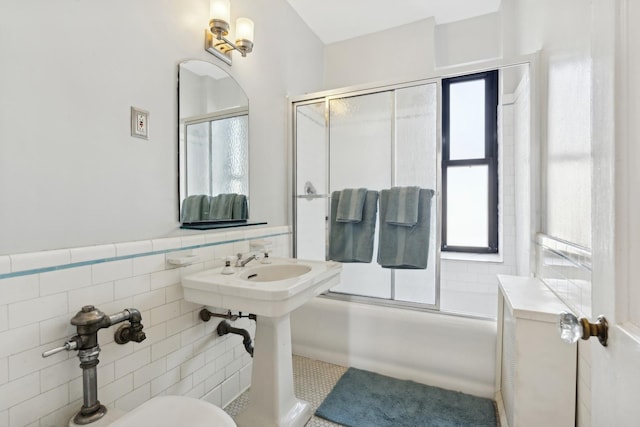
[178, 60, 258, 229]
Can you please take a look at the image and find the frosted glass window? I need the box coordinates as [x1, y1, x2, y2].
[185, 114, 248, 199]
[449, 80, 486, 160]
[186, 122, 210, 196]
[446, 165, 489, 247]
[210, 115, 248, 195]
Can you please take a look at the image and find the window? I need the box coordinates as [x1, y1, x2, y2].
[442, 70, 498, 253]
[185, 112, 249, 198]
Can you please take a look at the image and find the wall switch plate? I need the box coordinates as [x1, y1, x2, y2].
[131, 106, 149, 139]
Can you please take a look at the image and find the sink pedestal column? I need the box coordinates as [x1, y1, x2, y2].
[235, 314, 311, 427]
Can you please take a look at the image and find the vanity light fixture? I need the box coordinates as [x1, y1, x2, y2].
[205, 0, 254, 65]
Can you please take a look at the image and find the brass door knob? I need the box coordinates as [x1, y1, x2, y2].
[558, 312, 608, 347]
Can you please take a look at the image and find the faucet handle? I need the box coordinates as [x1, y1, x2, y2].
[42, 337, 79, 358]
[114, 323, 146, 344]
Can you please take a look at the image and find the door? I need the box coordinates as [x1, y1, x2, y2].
[590, 1, 640, 425]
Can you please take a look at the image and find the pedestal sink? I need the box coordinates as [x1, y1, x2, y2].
[181, 257, 342, 427]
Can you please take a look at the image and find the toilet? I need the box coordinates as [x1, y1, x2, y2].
[109, 396, 236, 427]
[69, 396, 236, 427]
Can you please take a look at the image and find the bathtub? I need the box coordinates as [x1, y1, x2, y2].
[291, 297, 496, 398]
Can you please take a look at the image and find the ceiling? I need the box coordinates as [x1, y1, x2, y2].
[285, 0, 502, 44]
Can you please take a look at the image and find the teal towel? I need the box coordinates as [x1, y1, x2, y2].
[181, 195, 209, 222]
[385, 186, 421, 226]
[377, 188, 434, 269]
[208, 193, 236, 220]
[231, 194, 248, 220]
[329, 190, 379, 263]
[336, 188, 367, 222]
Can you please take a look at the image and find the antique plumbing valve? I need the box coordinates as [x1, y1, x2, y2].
[42, 305, 146, 425]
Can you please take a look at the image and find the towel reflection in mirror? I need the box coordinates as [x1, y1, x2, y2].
[181, 193, 248, 222]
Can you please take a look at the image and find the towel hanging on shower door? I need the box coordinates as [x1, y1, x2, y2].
[377, 187, 434, 269]
[328, 189, 379, 263]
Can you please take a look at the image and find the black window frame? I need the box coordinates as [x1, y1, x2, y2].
[441, 70, 499, 254]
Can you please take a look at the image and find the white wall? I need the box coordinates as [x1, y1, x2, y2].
[512, 73, 532, 276]
[323, 18, 436, 89]
[504, 0, 592, 248]
[0, 0, 324, 255]
[435, 12, 502, 68]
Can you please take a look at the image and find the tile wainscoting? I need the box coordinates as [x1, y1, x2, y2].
[0, 226, 290, 427]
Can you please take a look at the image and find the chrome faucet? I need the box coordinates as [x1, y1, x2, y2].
[236, 252, 256, 267]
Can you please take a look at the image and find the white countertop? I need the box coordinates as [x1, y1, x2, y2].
[498, 274, 572, 323]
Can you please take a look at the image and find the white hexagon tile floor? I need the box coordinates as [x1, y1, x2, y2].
[224, 355, 348, 427]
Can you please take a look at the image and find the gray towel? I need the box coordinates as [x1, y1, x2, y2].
[377, 188, 434, 269]
[208, 193, 236, 220]
[232, 194, 248, 220]
[181, 195, 209, 222]
[329, 190, 379, 263]
[385, 186, 421, 226]
[336, 188, 367, 222]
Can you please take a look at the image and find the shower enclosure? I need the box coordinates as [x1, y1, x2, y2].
[292, 80, 440, 309]
[292, 61, 533, 317]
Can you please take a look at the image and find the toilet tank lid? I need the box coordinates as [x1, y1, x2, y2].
[108, 395, 236, 427]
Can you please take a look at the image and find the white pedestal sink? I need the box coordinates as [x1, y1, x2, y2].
[182, 258, 342, 427]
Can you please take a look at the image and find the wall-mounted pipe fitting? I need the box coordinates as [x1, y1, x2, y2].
[199, 308, 256, 322]
[42, 305, 147, 425]
[114, 309, 146, 344]
[217, 320, 254, 357]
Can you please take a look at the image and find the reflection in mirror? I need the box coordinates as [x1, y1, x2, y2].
[178, 60, 252, 227]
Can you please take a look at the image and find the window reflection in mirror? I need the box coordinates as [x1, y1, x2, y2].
[178, 60, 249, 224]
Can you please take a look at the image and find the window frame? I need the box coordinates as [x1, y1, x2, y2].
[441, 70, 499, 254]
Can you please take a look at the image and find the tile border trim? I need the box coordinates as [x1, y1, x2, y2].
[0, 231, 289, 280]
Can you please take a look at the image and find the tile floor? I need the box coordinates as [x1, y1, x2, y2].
[224, 355, 347, 426]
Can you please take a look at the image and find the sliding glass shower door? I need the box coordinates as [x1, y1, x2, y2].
[293, 81, 439, 308]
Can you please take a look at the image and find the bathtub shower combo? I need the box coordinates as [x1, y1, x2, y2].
[290, 62, 533, 399]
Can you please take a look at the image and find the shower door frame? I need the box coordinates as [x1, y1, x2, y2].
[291, 78, 443, 312]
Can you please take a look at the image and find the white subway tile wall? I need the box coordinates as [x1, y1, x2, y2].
[439, 99, 518, 319]
[0, 226, 290, 427]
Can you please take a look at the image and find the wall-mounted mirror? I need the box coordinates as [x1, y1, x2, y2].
[179, 60, 260, 229]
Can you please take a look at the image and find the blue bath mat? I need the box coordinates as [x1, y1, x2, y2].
[315, 367, 497, 427]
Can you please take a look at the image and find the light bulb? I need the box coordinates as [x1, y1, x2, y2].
[235, 17, 254, 43]
[210, 0, 230, 24]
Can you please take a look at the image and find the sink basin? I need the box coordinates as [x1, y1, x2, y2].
[182, 257, 342, 317]
[239, 264, 312, 282]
